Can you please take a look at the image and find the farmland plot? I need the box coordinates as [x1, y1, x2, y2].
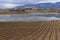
[0, 21, 60, 40]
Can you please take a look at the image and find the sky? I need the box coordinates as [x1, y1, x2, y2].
[0, 0, 60, 9]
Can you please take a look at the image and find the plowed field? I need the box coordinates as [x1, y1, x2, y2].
[0, 21, 60, 40]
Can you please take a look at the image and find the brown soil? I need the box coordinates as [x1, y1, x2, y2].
[0, 21, 60, 40]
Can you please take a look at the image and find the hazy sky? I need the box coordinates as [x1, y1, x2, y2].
[0, 0, 60, 8]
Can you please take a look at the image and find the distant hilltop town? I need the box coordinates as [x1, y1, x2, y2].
[0, 7, 60, 14]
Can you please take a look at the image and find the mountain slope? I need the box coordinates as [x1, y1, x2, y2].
[15, 2, 60, 9]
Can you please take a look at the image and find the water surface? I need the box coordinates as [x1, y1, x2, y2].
[0, 14, 60, 22]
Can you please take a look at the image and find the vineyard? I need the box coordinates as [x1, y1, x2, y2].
[0, 21, 60, 40]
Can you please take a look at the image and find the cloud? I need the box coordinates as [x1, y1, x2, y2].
[3, 4, 17, 8]
[0, 4, 16, 9]
[0, 0, 60, 4]
[12, 0, 60, 3]
[0, 0, 60, 8]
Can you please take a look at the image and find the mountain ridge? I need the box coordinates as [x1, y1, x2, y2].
[15, 2, 60, 9]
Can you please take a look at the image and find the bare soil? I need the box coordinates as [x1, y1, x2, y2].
[0, 21, 60, 40]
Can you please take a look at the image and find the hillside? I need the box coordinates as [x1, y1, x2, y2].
[15, 2, 60, 9]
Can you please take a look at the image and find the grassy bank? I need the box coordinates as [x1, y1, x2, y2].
[0, 9, 60, 14]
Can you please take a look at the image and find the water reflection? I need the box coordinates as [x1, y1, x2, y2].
[0, 14, 60, 21]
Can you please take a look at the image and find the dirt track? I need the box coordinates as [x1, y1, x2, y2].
[0, 21, 60, 40]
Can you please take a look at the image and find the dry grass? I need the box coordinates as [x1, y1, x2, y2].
[0, 9, 60, 14]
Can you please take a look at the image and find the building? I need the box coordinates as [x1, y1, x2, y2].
[24, 7, 38, 13]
